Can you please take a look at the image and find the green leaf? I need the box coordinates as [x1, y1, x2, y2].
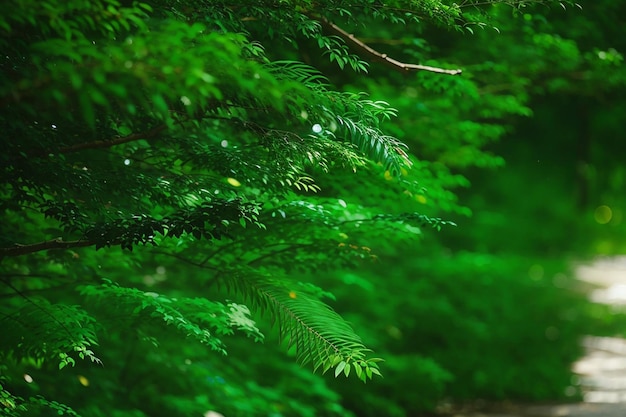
[334, 361, 347, 377]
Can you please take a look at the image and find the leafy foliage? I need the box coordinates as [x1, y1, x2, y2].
[0, 290, 100, 367]
[1, 0, 621, 416]
[220, 269, 382, 380]
[0, 0, 460, 415]
[78, 280, 264, 353]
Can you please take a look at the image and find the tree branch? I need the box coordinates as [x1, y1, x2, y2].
[247, 243, 317, 266]
[56, 125, 167, 154]
[317, 16, 462, 75]
[32, 113, 244, 157]
[1, 239, 94, 257]
[151, 249, 220, 271]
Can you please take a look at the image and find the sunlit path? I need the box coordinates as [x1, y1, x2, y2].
[575, 256, 626, 404]
[457, 258, 626, 417]
[574, 337, 626, 403]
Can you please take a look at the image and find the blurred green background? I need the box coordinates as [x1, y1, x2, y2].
[271, 1, 626, 414]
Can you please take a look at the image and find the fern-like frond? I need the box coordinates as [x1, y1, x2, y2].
[79, 280, 264, 353]
[266, 60, 330, 86]
[0, 299, 100, 369]
[220, 269, 382, 381]
[372, 212, 457, 231]
[334, 115, 411, 175]
[256, 60, 410, 176]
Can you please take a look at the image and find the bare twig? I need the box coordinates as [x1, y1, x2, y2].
[317, 16, 462, 75]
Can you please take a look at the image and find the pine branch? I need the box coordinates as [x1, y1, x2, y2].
[316, 16, 462, 75]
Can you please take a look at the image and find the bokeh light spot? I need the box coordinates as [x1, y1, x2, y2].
[78, 375, 89, 387]
[226, 177, 241, 187]
[594, 205, 612, 224]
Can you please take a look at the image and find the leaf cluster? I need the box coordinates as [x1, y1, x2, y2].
[0, 0, 602, 416]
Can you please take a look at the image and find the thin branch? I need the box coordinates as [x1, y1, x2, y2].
[0, 272, 66, 280]
[356, 38, 410, 45]
[247, 243, 316, 266]
[0, 279, 76, 341]
[150, 249, 224, 288]
[150, 249, 219, 271]
[317, 16, 462, 75]
[1, 238, 94, 257]
[199, 240, 242, 266]
[29, 114, 242, 158]
[0, 283, 77, 298]
[56, 125, 167, 154]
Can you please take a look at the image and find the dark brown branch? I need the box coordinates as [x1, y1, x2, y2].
[1, 239, 94, 257]
[56, 125, 167, 154]
[317, 17, 462, 75]
[33, 113, 243, 158]
[0, 272, 68, 280]
[151, 249, 220, 271]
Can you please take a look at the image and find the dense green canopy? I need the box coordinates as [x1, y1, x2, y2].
[2, 1, 625, 416]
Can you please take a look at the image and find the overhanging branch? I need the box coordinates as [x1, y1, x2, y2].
[56, 125, 167, 154]
[317, 16, 462, 75]
[32, 113, 239, 157]
[1, 239, 94, 257]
